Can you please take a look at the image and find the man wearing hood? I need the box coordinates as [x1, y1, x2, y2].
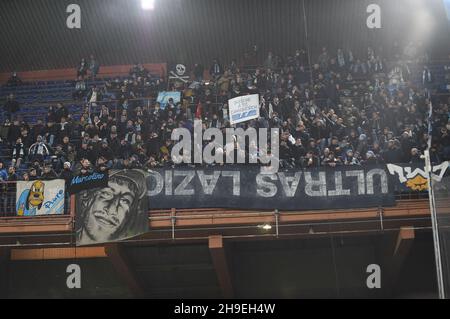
[59, 162, 73, 188]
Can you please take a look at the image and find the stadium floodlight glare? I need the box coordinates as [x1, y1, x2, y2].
[141, 0, 155, 10]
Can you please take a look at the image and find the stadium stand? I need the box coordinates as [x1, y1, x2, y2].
[1, 0, 450, 300]
[0, 46, 448, 217]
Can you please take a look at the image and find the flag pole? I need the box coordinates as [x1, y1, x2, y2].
[425, 91, 445, 299]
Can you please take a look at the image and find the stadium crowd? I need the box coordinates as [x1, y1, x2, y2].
[1, 43, 450, 193]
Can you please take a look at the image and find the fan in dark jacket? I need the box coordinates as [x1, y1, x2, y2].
[41, 165, 58, 180]
[362, 151, 382, 166]
[98, 141, 114, 162]
[382, 140, 404, 164]
[76, 58, 88, 78]
[409, 148, 425, 164]
[59, 162, 74, 189]
[95, 157, 110, 174]
[302, 151, 320, 168]
[6, 166, 18, 213]
[3, 94, 20, 120]
[7, 72, 22, 87]
[87, 86, 103, 104]
[54, 104, 69, 123]
[75, 159, 94, 177]
[209, 59, 223, 80]
[11, 138, 26, 168]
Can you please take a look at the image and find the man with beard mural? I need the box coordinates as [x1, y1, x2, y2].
[75, 170, 148, 246]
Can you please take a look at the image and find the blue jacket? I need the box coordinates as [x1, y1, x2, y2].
[0, 169, 7, 181]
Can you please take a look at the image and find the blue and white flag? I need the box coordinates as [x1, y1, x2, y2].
[16, 180, 65, 216]
[157, 91, 182, 109]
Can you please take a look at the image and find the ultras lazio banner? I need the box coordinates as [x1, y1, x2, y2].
[147, 165, 395, 211]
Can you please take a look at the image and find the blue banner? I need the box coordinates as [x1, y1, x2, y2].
[157, 91, 182, 109]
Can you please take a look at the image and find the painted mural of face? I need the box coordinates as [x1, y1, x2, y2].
[76, 170, 149, 246]
[82, 180, 135, 243]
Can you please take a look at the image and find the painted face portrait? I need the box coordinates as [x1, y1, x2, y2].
[76, 170, 148, 246]
[83, 180, 135, 242]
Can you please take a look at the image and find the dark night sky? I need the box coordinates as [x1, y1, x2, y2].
[0, 0, 449, 72]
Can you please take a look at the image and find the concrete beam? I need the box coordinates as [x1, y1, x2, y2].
[0, 248, 10, 298]
[209, 235, 234, 299]
[105, 243, 144, 298]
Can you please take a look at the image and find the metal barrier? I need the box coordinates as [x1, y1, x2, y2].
[0, 181, 17, 217]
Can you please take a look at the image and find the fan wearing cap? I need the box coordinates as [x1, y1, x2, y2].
[76, 170, 148, 246]
[59, 162, 73, 188]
